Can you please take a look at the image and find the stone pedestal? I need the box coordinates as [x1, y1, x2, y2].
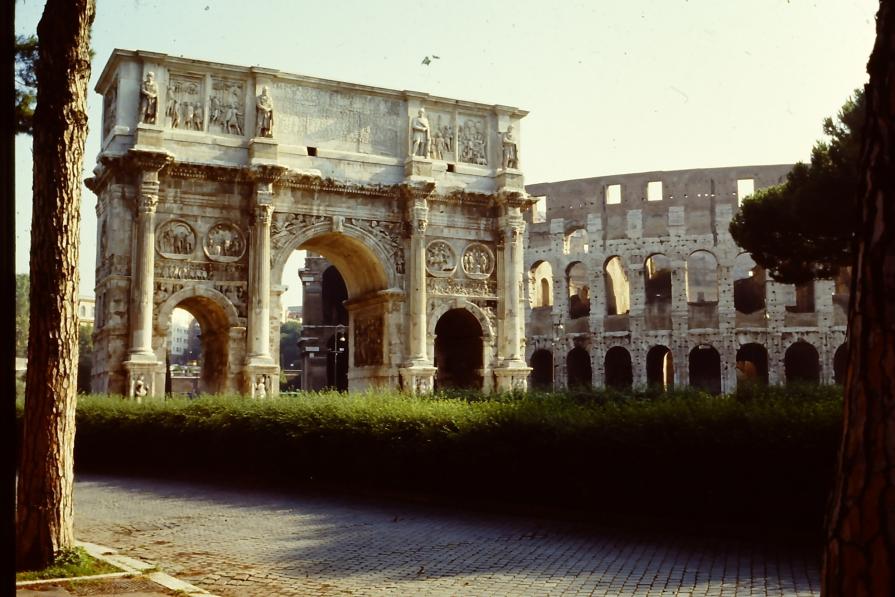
[404, 156, 434, 179]
[399, 366, 437, 394]
[133, 124, 165, 150]
[244, 364, 279, 398]
[493, 366, 532, 392]
[249, 137, 279, 165]
[496, 169, 524, 191]
[124, 359, 163, 402]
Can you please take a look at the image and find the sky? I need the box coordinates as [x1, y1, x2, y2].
[14, 0, 880, 310]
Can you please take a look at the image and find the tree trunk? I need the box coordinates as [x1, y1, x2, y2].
[822, 2, 895, 595]
[16, 0, 95, 571]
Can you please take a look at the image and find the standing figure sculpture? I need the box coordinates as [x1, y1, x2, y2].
[501, 125, 519, 169]
[133, 374, 148, 401]
[139, 72, 159, 124]
[255, 86, 274, 138]
[411, 108, 430, 157]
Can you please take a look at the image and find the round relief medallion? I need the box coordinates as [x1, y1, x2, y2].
[462, 243, 494, 278]
[156, 219, 197, 260]
[203, 222, 246, 262]
[425, 240, 457, 277]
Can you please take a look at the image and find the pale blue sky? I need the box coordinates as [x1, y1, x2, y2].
[14, 0, 879, 308]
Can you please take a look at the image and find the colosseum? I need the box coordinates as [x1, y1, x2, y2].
[523, 165, 850, 393]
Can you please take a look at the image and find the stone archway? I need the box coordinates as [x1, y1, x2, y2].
[646, 345, 674, 390]
[434, 308, 484, 390]
[604, 346, 633, 390]
[529, 349, 553, 390]
[567, 347, 592, 389]
[689, 345, 721, 394]
[785, 341, 820, 384]
[89, 50, 532, 397]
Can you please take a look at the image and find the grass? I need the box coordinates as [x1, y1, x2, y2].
[16, 547, 121, 582]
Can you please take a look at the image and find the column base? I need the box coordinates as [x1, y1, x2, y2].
[399, 365, 437, 394]
[244, 361, 279, 398]
[123, 359, 163, 402]
[493, 363, 532, 392]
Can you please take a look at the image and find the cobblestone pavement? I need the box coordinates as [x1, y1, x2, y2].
[74, 474, 820, 596]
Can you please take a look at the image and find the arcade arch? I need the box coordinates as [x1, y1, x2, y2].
[689, 345, 721, 394]
[644, 253, 672, 330]
[733, 253, 766, 315]
[567, 347, 592, 388]
[529, 261, 554, 308]
[736, 343, 768, 385]
[529, 349, 553, 390]
[567, 262, 590, 320]
[604, 346, 633, 390]
[686, 250, 719, 303]
[434, 308, 484, 390]
[604, 256, 630, 316]
[646, 345, 674, 390]
[784, 341, 820, 383]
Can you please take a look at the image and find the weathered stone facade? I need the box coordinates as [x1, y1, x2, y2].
[524, 166, 850, 392]
[88, 50, 532, 397]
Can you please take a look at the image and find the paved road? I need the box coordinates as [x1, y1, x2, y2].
[73, 474, 820, 596]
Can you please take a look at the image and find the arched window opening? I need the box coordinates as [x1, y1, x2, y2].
[529, 349, 553, 390]
[566, 347, 592, 389]
[833, 344, 848, 385]
[785, 342, 820, 384]
[689, 345, 721, 394]
[644, 254, 672, 330]
[567, 262, 590, 320]
[564, 228, 589, 255]
[604, 256, 630, 316]
[434, 309, 484, 390]
[604, 346, 633, 391]
[529, 261, 554, 308]
[686, 250, 719, 303]
[733, 253, 766, 315]
[646, 345, 674, 390]
[736, 343, 768, 385]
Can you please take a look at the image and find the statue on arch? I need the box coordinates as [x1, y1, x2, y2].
[255, 86, 274, 138]
[411, 108, 430, 157]
[139, 72, 159, 124]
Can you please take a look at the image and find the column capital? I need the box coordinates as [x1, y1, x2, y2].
[253, 202, 274, 225]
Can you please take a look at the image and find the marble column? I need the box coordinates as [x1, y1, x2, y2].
[245, 179, 278, 397]
[494, 195, 531, 391]
[399, 187, 436, 393]
[123, 152, 171, 399]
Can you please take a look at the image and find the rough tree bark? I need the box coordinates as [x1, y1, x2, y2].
[16, 0, 96, 571]
[822, 1, 895, 595]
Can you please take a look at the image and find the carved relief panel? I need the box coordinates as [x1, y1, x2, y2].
[166, 74, 205, 131]
[204, 222, 246, 261]
[458, 114, 488, 166]
[462, 243, 494, 279]
[156, 220, 197, 259]
[102, 79, 117, 139]
[209, 77, 245, 136]
[425, 109, 454, 161]
[354, 316, 383, 367]
[425, 240, 457, 277]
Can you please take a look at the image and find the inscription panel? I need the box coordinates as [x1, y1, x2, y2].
[272, 82, 402, 156]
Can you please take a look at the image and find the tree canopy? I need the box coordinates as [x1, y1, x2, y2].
[15, 35, 38, 135]
[729, 90, 864, 284]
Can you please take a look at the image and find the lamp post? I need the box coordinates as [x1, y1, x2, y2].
[552, 318, 565, 392]
[333, 324, 346, 391]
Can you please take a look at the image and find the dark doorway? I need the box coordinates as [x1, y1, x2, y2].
[434, 309, 483, 390]
[833, 344, 848, 385]
[689, 345, 722, 394]
[604, 346, 633, 390]
[646, 345, 674, 390]
[785, 342, 820, 384]
[529, 349, 553, 390]
[567, 347, 592, 388]
[326, 330, 348, 391]
[736, 343, 768, 385]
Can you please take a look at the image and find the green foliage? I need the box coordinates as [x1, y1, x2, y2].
[15, 274, 29, 357]
[15, 35, 38, 136]
[279, 320, 302, 370]
[729, 90, 864, 284]
[45, 386, 844, 531]
[15, 547, 120, 581]
[78, 324, 93, 394]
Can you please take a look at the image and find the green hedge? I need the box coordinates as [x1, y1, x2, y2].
[17, 385, 843, 532]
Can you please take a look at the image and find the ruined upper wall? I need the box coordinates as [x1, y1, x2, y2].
[95, 49, 528, 194]
[525, 165, 792, 239]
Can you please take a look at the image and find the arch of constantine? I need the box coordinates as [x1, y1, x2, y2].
[87, 49, 532, 398]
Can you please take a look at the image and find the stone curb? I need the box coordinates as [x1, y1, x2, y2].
[15, 540, 217, 597]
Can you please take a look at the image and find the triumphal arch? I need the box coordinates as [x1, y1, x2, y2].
[87, 50, 532, 398]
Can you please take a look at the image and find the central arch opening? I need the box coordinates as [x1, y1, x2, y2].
[434, 308, 483, 390]
[165, 297, 231, 395]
